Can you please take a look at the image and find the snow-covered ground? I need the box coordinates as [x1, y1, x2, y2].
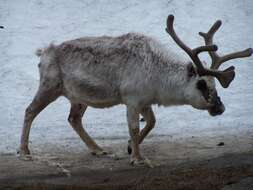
[0, 0, 252, 154]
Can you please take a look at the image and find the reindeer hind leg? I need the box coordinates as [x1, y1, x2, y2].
[19, 87, 60, 158]
[68, 103, 107, 155]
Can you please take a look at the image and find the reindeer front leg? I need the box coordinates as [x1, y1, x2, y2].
[127, 106, 156, 155]
[126, 106, 144, 165]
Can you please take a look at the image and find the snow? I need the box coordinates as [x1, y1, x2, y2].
[0, 0, 252, 154]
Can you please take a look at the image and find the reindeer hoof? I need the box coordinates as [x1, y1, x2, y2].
[91, 149, 108, 156]
[127, 140, 132, 155]
[17, 148, 33, 161]
[131, 157, 155, 168]
[19, 154, 33, 161]
[130, 157, 145, 166]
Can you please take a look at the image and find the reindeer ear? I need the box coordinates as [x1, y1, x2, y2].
[187, 62, 197, 78]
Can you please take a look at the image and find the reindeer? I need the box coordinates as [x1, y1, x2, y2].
[19, 15, 252, 165]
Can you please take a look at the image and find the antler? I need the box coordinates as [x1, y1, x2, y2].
[199, 20, 252, 69]
[166, 15, 236, 88]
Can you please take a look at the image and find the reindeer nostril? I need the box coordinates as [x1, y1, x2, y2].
[216, 97, 222, 105]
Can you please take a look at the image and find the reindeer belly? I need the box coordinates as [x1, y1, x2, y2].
[62, 75, 121, 108]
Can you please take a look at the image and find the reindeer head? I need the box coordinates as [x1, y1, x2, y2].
[166, 15, 252, 116]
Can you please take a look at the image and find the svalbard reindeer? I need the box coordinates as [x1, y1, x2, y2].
[19, 15, 252, 165]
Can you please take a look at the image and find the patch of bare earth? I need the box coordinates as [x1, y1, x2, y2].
[1, 135, 252, 190]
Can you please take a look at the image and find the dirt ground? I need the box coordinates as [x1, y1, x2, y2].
[0, 135, 253, 190]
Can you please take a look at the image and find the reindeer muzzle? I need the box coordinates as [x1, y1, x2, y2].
[208, 96, 225, 116]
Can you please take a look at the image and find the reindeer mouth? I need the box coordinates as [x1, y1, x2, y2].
[208, 102, 225, 117]
[208, 107, 223, 116]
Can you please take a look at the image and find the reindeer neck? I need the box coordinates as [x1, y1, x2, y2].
[154, 58, 190, 106]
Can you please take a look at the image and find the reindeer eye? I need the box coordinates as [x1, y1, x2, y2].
[196, 80, 207, 91]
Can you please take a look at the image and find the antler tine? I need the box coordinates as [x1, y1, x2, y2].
[166, 15, 217, 74]
[199, 21, 253, 69]
[216, 48, 253, 68]
[199, 20, 221, 67]
[166, 15, 194, 63]
[166, 15, 236, 88]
